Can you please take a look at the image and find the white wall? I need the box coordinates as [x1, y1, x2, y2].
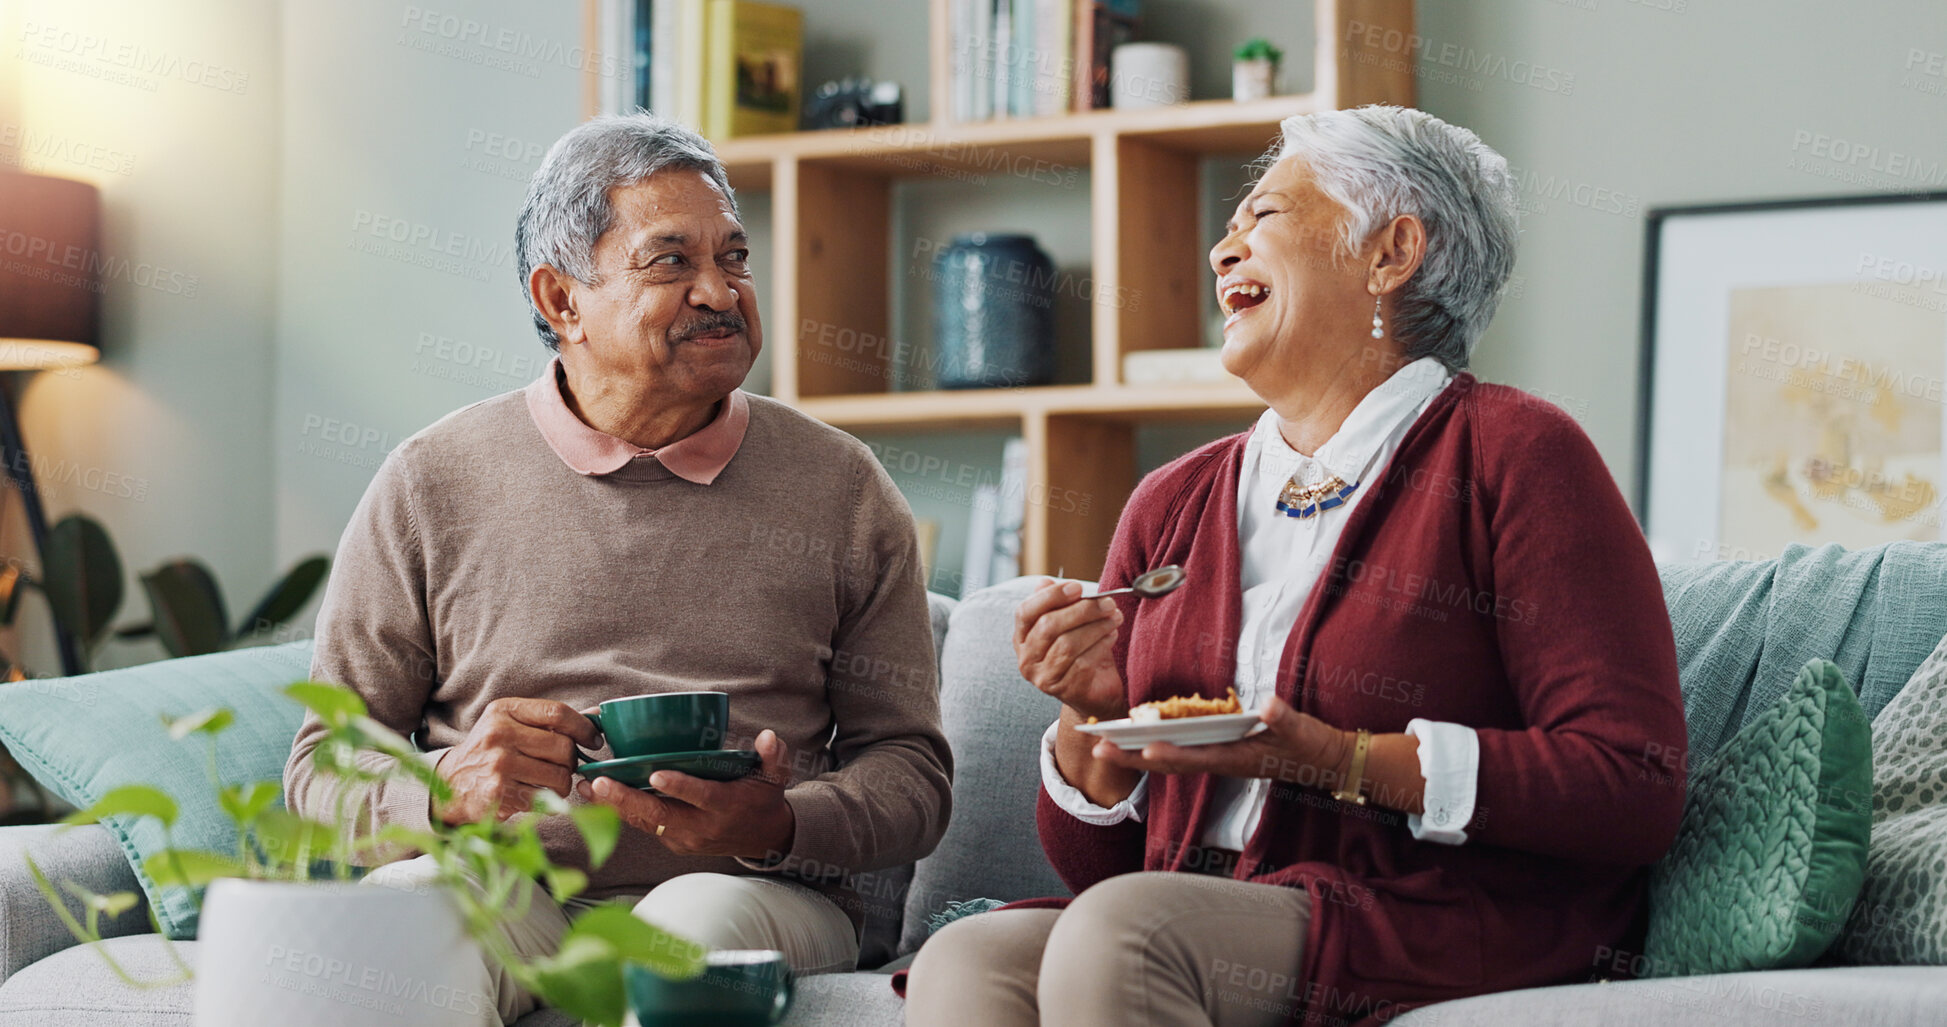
[1, 0, 279, 670]
[271, 0, 591, 566]
[1420, 0, 1947, 491]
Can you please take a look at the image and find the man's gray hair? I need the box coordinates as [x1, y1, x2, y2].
[1272, 105, 1518, 371]
[516, 112, 737, 350]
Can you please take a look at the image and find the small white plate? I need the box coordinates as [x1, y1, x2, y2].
[1074, 712, 1267, 750]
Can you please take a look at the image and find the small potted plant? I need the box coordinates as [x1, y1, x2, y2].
[1233, 38, 1285, 102]
[29, 682, 703, 1027]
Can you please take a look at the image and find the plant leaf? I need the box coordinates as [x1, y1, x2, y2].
[63, 785, 178, 829]
[0, 562, 25, 627]
[253, 809, 337, 867]
[145, 849, 246, 889]
[283, 681, 367, 725]
[526, 934, 627, 1027]
[139, 559, 229, 657]
[216, 780, 281, 826]
[345, 714, 414, 755]
[499, 828, 550, 877]
[543, 866, 589, 905]
[564, 904, 707, 981]
[60, 881, 140, 918]
[570, 803, 622, 869]
[41, 514, 124, 649]
[164, 707, 234, 741]
[234, 555, 329, 639]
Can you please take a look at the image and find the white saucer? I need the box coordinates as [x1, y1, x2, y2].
[1074, 712, 1267, 750]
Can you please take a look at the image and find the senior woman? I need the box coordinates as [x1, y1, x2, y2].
[904, 106, 1689, 1026]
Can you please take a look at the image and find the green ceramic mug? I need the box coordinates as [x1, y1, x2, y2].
[625, 949, 793, 1026]
[584, 691, 728, 759]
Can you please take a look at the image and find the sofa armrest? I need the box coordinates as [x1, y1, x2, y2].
[0, 824, 152, 986]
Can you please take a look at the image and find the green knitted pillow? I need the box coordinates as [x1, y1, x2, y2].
[1645, 658, 1873, 976]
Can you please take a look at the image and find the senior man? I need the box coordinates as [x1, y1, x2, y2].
[284, 113, 951, 1024]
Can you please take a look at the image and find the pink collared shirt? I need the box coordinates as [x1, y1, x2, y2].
[523, 357, 750, 483]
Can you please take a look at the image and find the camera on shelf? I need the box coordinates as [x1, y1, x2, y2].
[803, 78, 904, 130]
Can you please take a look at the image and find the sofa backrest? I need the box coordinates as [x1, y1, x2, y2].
[900, 578, 1070, 956]
[1658, 542, 1947, 761]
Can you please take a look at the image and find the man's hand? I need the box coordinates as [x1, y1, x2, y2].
[577, 728, 796, 860]
[435, 697, 602, 825]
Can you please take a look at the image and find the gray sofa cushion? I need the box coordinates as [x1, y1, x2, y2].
[851, 592, 957, 970]
[899, 578, 1070, 956]
[0, 936, 195, 1025]
[1393, 965, 1947, 1026]
[0, 825, 149, 985]
[784, 970, 904, 1027]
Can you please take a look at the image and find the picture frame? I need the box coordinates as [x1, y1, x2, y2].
[1637, 191, 1947, 563]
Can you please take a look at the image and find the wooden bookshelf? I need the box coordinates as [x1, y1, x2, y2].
[592, 0, 1415, 583]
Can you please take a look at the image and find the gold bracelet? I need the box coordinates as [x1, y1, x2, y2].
[1331, 729, 1372, 806]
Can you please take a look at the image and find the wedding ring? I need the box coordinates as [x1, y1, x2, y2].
[656, 823, 666, 837]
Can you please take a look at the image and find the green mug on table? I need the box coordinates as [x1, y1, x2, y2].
[626, 949, 793, 1026]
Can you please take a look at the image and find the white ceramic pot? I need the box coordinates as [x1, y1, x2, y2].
[194, 879, 490, 1027]
[1233, 58, 1278, 101]
[1111, 43, 1190, 109]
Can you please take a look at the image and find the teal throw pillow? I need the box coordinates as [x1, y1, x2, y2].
[0, 642, 313, 939]
[1646, 658, 1873, 976]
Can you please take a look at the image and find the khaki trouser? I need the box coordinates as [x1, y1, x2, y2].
[904, 871, 1314, 1027]
[363, 855, 858, 1026]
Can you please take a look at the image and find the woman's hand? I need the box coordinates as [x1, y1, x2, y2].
[1015, 579, 1127, 722]
[1090, 696, 1352, 789]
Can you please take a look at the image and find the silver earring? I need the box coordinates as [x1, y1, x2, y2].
[1370, 295, 1385, 340]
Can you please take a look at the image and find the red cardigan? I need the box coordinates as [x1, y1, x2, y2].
[1034, 375, 1690, 1026]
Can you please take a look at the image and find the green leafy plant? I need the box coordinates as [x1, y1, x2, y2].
[120, 554, 331, 658]
[0, 512, 330, 671]
[1234, 37, 1285, 65]
[27, 681, 704, 1026]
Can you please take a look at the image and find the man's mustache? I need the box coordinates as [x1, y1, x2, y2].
[671, 310, 748, 342]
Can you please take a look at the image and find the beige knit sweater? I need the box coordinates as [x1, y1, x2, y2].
[282, 388, 952, 901]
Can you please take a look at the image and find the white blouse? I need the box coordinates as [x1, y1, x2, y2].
[1040, 357, 1481, 850]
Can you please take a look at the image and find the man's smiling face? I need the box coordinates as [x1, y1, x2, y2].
[563, 169, 763, 403]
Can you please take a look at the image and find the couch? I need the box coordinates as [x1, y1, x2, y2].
[0, 566, 1944, 1025]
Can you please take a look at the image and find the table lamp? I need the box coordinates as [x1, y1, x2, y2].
[0, 171, 104, 676]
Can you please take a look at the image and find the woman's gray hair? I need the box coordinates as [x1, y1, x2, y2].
[516, 112, 737, 350]
[1272, 105, 1518, 371]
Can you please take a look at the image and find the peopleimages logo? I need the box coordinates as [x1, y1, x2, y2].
[0, 123, 137, 176]
[398, 5, 627, 79]
[0, 228, 198, 297]
[15, 20, 251, 94]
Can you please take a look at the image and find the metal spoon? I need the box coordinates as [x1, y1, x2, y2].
[1082, 564, 1187, 600]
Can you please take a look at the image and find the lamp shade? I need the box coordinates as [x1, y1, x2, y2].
[0, 172, 102, 371]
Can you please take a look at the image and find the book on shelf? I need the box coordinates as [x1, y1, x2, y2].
[646, 0, 681, 118]
[1073, 0, 1141, 111]
[961, 483, 999, 596]
[1031, 0, 1074, 116]
[991, 437, 1029, 582]
[677, 0, 708, 129]
[704, 0, 804, 140]
[990, 0, 1012, 120]
[947, 0, 1136, 123]
[914, 518, 942, 585]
